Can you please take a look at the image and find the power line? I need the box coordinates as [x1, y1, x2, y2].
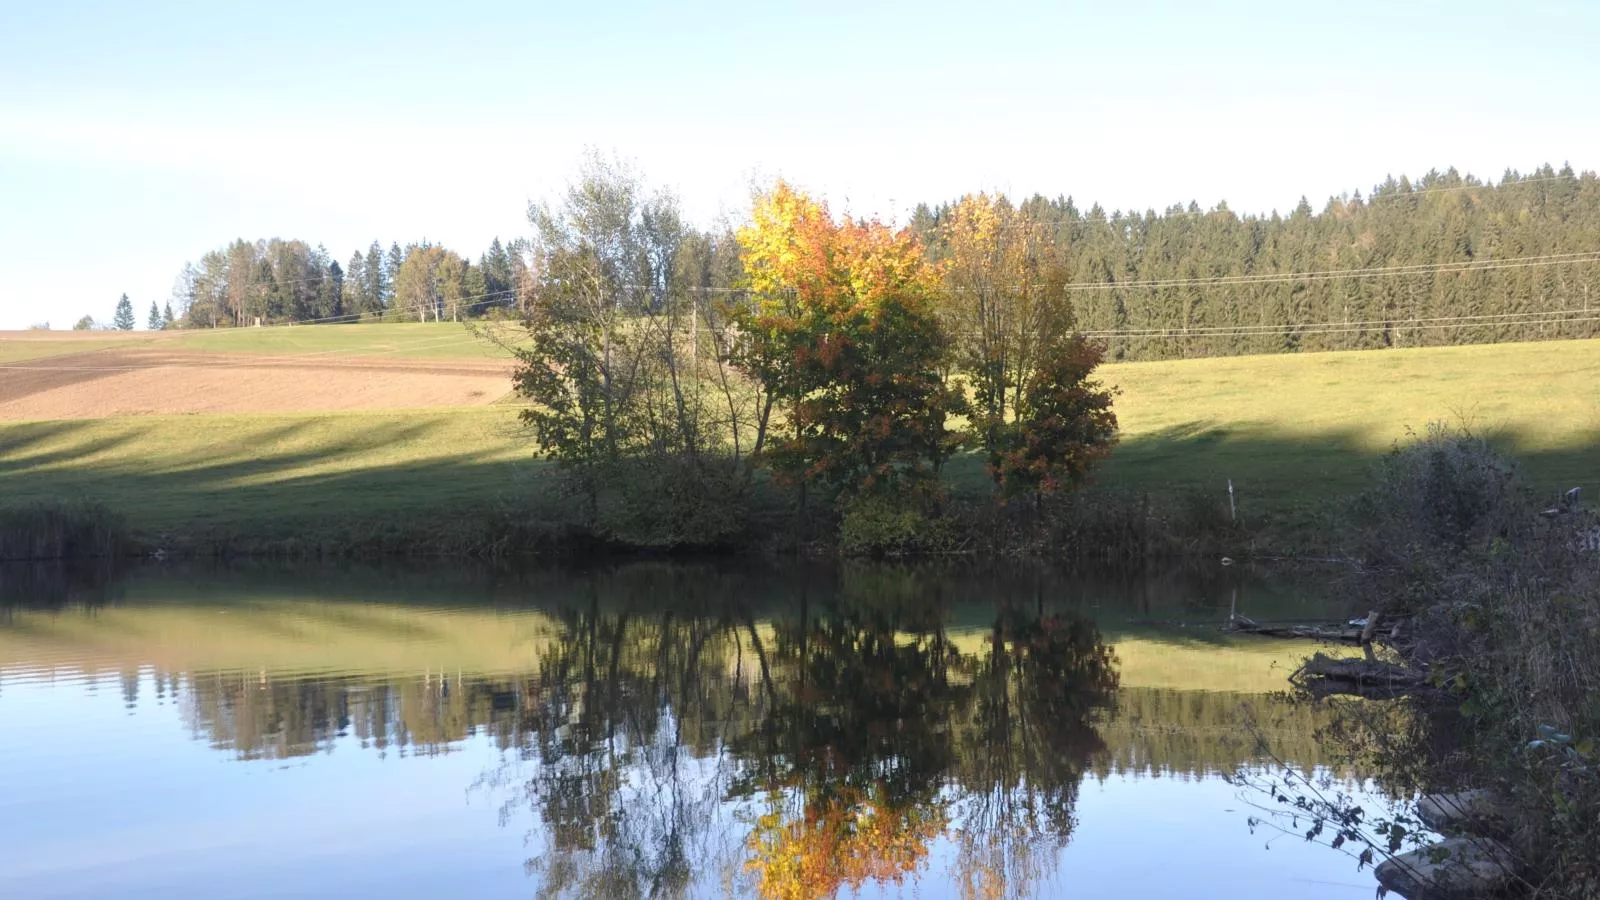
[1071, 305, 1600, 338]
[1057, 251, 1600, 292]
[642, 250, 1600, 296]
[1079, 311, 1600, 342]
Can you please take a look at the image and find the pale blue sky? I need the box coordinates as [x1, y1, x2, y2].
[3, 0, 1597, 328]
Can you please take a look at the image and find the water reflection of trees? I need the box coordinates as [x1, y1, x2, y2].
[469, 573, 1124, 900]
[117, 564, 1340, 899]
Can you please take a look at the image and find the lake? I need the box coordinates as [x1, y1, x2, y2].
[0, 560, 1395, 899]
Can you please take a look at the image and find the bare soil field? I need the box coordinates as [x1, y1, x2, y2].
[0, 349, 515, 420]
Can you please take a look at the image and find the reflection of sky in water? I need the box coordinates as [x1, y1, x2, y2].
[0, 670, 1385, 899]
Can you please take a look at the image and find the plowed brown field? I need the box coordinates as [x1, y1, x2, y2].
[0, 349, 514, 420]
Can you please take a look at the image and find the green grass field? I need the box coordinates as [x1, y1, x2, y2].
[167, 322, 521, 358]
[0, 322, 522, 361]
[0, 409, 543, 535]
[2, 325, 1597, 549]
[1091, 340, 1600, 525]
[0, 336, 154, 363]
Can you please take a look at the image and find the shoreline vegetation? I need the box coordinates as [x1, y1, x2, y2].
[0, 481, 1255, 563]
[1235, 426, 1600, 900]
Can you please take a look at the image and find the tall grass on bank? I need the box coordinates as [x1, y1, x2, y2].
[0, 502, 127, 561]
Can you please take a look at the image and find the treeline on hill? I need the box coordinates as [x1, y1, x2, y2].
[912, 163, 1600, 359]
[163, 162, 1600, 361]
[168, 236, 530, 328]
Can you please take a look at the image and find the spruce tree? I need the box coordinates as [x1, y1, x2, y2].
[345, 251, 368, 316]
[482, 237, 513, 308]
[162, 302, 176, 329]
[386, 243, 405, 308]
[365, 242, 386, 314]
[326, 259, 345, 321]
[147, 300, 163, 330]
[113, 294, 135, 330]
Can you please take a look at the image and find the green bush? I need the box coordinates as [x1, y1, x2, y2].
[837, 491, 953, 557]
[1354, 422, 1530, 559]
[0, 501, 128, 561]
[589, 458, 748, 550]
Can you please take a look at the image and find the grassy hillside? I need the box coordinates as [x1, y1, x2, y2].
[0, 322, 520, 361]
[1091, 340, 1600, 524]
[0, 335, 156, 362]
[0, 409, 542, 537]
[2, 327, 1597, 551]
[167, 322, 520, 358]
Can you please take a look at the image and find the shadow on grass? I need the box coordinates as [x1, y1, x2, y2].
[1096, 419, 1596, 513]
[0, 418, 554, 543]
[0, 415, 1594, 551]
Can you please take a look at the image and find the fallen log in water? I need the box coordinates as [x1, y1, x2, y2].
[1223, 615, 1392, 643]
[1289, 651, 1430, 698]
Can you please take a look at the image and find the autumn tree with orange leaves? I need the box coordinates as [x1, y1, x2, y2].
[932, 194, 1118, 499]
[732, 182, 964, 506]
[992, 336, 1119, 499]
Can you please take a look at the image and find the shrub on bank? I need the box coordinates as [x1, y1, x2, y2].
[0, 501, 127, 561]
[836, 490, 956, 557]
[1340, 423, 1600, 897]
[587, 458, 749, 550]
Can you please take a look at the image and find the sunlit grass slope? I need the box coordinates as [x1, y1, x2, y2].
[0, 336, 154, 363]
[1091, 339, 1600, 512]
[168, 322, 521, 359]
[0, 409, 543, 532]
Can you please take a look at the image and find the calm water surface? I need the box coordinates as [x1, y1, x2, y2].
[0, 562, 1395, 899]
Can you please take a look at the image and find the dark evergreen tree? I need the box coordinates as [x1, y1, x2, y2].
[386, 243, 405, 308]
[113, 294, 135, 331]
[344, 252, 368, 317]
[325, 259, 345, 321]
[365, 241, 387, 315]
[480, 237, 514, 310]
[147, 300, 163, 331]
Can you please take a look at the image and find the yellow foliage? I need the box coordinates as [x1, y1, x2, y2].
[745, 786, 948, 900]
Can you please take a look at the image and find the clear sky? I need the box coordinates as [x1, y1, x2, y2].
[2, 0, 1597, 329]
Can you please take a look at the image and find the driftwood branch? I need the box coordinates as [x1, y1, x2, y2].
[1290, 651, 1430, 698]
[1360, 608, 1381, 662]
[1224, 615, 1392, 643]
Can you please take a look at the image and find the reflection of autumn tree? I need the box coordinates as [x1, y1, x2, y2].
[732, 587, 963, 899]
[123, 564, 1181, 899]
[493, 567, 769, 899]
[728, 574, 1122, 900]
[949, 607, 1119, 899]
[745, 785, 947, 900]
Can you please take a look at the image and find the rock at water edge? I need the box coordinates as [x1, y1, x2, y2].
[1416, 790, 1503, 835]
[1374, 836, 1515, 900]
